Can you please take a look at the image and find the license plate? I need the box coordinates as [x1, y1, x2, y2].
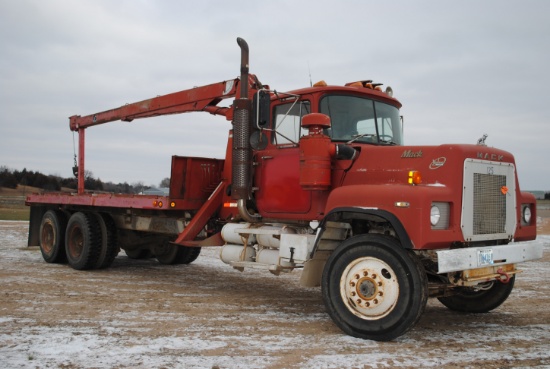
[478, 249, 494, 266]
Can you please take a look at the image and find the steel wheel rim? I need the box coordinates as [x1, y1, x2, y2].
[339, 256, 400, 320]
[41, 221, 55, 254]
[68, 226, 84, 259]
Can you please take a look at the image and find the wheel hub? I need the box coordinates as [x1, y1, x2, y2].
[154, 241, 171, 256]
[68, 228, 84, 258]
[357, 276, 377, 300]
[41, 222, 54, 253]
[340, 257, 399, 320]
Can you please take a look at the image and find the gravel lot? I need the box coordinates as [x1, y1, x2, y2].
[0, 219, 549, 369]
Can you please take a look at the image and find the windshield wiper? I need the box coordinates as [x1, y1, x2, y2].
[379, 138, 397, 145]
[346, 133, 375, 144]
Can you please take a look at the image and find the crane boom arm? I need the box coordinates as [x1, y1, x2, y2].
[69, 77, 247, 131]
[67, 42, 263, 196]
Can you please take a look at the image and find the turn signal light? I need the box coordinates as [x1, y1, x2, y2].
[408, 171, 422, 185]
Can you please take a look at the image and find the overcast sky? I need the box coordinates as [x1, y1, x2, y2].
[1, 1, 549, 190]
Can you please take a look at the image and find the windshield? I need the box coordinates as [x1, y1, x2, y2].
[320, 95, 403, 145]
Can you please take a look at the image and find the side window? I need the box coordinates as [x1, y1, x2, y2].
[273, 101, 310, 145]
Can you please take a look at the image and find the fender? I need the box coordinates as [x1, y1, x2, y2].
[319, 184, 456, 251]
[319, 206, 413, 249]
[302, 203, 415, 288]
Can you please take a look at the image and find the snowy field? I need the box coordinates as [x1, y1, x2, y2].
[0, 220, 549, 369]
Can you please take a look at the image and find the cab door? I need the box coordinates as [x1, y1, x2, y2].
[254, 100, 312, 215]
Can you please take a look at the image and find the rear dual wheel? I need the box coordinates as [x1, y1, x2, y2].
[322, 234, 428, 341]
[93, 213, 119, 269]
[65, 212, 101, 270]
[154, 240, 201, 265]
[65, 212, 118, 270]
[39, 210, 68, 263]
[125, 248, 153, 259]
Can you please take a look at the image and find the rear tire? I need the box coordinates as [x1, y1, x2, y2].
[154, 240, 180, 265]
[125, 248, 152, 259]
[154, 240, 201, 265]
[322, 234, 428, 341]
[39, 210, 67, 263]
[437, 277, 515, 313]
[175, 247, 201, 264]
[93, 213, 119, 269]
[65, 212, 101, 270]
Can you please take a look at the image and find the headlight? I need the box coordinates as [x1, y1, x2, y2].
[523, 205, 532, 224]
[430, 205, 441, 226]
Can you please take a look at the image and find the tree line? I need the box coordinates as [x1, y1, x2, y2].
[0, 166, 159, 194]
[1, 164, 548, 199]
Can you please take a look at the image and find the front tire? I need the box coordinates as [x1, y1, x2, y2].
[322, 234, 428, 341]
[437, 277, 515, 313]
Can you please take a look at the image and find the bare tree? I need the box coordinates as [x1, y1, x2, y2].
[132, 181, 145, 194]
[159, 177, 170, 188]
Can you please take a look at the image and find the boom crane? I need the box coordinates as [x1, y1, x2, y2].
[69, 75, 260, 194]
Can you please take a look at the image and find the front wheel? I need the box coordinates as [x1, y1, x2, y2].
[437, 277, 515, 313]
[322, 234, 428, 341]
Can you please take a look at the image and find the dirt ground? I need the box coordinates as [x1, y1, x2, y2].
[0, 215, 549, 368]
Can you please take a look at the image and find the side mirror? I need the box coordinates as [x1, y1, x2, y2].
[253, 90, 270, 128]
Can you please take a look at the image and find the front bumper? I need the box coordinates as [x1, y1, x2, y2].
[436, 243, 543, 274]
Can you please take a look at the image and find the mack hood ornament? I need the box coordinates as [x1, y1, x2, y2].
[477, 134, 488, 146]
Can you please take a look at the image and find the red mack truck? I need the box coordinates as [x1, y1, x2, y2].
[26, 38, 541, 341]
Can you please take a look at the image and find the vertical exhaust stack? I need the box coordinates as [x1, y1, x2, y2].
[232, 37, 251, 200]
[232, 38, 260, 222]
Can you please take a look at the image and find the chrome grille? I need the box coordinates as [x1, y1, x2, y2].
[461, 159, 516, 242]
[473, 173, 506, 235]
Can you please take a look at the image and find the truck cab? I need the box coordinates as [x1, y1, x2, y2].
[253, 83, 403, 220]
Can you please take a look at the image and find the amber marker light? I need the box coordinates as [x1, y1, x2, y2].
[170, 201, 176, 208]
[408, 171, 422, 185]
[152, 200, 158, 207]
[158, 201, 163, 208]
[395, 202, 410, 208]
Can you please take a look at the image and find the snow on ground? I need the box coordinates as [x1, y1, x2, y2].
[0, 221, 549, 369]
